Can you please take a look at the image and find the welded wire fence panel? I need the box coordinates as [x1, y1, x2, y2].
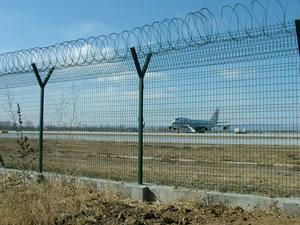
[0, 1, 300, 198]
[41, 63, 139, 180]
[0, 85, 39, 170]
[0, 63, 141, 180]
[143, 23, 300, 196]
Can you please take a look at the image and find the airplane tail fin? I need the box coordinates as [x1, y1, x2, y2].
[210, 108, 219, 125]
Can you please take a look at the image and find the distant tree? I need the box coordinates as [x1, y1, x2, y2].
[24, 120, 33, 128]
[0, 121, 11, 129]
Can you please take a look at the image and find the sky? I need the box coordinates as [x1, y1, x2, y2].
[0, 0, 299, 131]
[0, 0, 299, 53]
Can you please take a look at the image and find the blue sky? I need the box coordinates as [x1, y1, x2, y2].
[0, 0, 299, 130]
[0, 0, 299, 53]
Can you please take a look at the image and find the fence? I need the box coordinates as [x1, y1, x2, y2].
[0, 1, 300, 197]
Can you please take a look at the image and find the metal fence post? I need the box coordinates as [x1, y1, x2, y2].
[296, 19, 300, 55]
[32, 63, 55, 174]
[130, 47, 152, 185]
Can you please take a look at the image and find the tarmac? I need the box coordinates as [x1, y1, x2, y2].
[1, 131, 300, 146]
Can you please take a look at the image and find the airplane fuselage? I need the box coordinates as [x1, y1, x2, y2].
[170, 118, 215, 133]
[169, 109, 225, 133]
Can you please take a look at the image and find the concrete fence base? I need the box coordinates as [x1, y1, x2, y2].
[1, 168, 300, 217]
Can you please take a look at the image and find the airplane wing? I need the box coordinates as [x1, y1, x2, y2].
[184, 124, 197, 133]
[216, 121, 229, 124]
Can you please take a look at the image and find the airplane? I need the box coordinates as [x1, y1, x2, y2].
[168, 108, 229, 133]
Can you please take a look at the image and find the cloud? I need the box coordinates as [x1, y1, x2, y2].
[96, 70, 168, 83]
[67, 43, 96, 63]
[64, 21, 115, 40]
[145, 91, 172, 99]
[124, 90, 169, 100]
[219, 68, 256, 79]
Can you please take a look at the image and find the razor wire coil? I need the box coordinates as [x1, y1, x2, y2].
[0, 0, 295, 76]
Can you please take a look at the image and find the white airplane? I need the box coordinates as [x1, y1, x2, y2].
[169, 109, 229, 133]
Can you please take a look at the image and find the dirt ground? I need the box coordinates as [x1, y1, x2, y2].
[1, 138, 300, 197]
[0, 175, 299, 225]
[54, 197, 299, 225]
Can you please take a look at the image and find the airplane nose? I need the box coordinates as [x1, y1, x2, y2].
[169, 121, 175, 129]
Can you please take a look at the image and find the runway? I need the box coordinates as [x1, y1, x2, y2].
[1, 131, 300, 146]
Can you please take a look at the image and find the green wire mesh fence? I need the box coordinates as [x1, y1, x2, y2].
[0, 1, 300, 197]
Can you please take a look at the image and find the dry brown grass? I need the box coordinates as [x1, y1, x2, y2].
[0, 174, 300, 225]
[1, 138, 300, 197]
[0, 174, 97, 225]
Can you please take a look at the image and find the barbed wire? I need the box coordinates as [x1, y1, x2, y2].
[0, 0, 295, 76]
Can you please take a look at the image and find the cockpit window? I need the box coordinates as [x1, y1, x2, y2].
[175, 117, 187, 121]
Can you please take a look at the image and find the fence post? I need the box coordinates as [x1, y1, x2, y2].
[296, 19, 300, 55]
[32, 63, 55, 174]
[130, 47, 152, 185]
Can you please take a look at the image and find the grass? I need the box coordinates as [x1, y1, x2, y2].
[1, 174, 300, 225]
[1, 138, 300, 197]
[0, 174, 96, 225]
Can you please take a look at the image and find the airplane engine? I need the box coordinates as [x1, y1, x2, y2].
[169, 126, 177, 131]
[223, 126, 229, 130]
[196, 128, 208, 133]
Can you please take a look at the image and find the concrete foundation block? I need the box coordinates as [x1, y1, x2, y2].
[1, 168, 300, 217]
